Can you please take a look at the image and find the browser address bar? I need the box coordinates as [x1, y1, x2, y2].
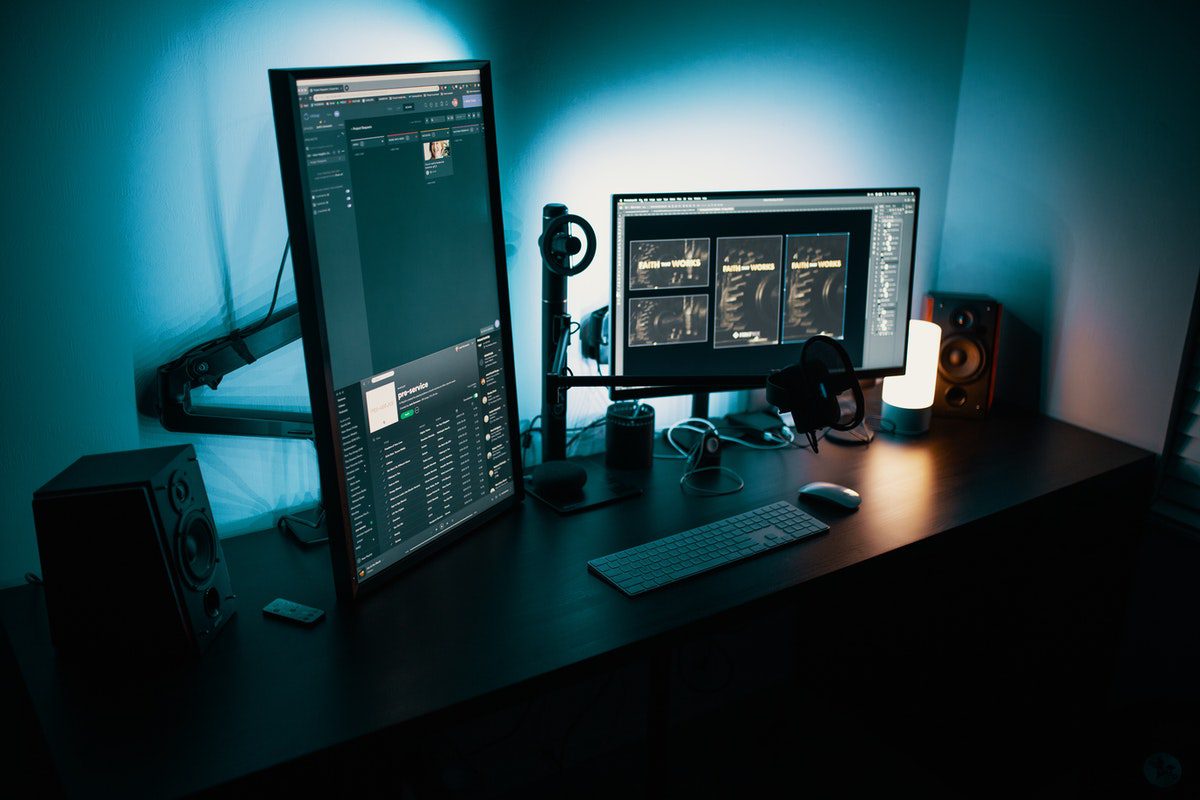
[311, 85, 440, 102]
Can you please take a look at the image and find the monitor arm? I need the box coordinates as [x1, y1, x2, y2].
[156, 304, 314, 439]
[539, 204, 748, 461]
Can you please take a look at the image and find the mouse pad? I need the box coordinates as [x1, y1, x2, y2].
[524, 466, 642, 514]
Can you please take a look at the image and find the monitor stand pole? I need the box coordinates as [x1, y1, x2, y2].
[691, 392, 709, 421]
[541, 205, 572, 464]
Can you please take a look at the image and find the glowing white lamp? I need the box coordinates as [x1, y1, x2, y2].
[881, 319, 942, 435]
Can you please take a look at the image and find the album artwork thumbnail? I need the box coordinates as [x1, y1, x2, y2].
[783, 233, 849, 342]
[714, 236, 782, 348]
[628, 294, 709, 347]
[628, 238, 710, 290]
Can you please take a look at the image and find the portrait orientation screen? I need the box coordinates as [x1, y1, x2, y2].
[610, 189, 919, 399]
[271, 63, 520, 596]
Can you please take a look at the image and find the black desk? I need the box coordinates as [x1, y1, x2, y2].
[1, 414, 1155, 797]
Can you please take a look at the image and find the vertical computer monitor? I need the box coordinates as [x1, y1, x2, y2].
[270, 61, 522, 600]
[610, 189, 919, 399]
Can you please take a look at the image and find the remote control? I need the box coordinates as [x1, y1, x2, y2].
[262, 597, 324, 627]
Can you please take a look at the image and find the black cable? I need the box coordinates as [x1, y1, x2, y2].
[522, 414, 542, 434]
[243, 237, 291, 335]
[277, 505, 328, 546]
[564, 416, 606, 451]
[553, 670, 617, 772]
[520, 416, 543, 469]
[679, 465, 745, 496]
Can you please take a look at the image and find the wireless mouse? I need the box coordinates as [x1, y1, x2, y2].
[797, 481, 861, 510]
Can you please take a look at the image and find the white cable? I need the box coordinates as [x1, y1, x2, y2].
[664, 420, 709, 456]
[718, 432, 791, 450]
[664, 416, 796, 454]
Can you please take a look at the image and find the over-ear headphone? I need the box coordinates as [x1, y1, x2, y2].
[764, 335, 865, 451]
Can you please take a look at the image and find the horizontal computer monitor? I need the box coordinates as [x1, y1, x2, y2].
[270, 61, 521, 600]
[610, 188, 919, 400]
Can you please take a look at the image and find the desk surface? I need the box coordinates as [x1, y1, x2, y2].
[1, 413, 1153, 797]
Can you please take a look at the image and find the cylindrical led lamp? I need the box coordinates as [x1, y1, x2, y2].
[881, 319, 942, 435]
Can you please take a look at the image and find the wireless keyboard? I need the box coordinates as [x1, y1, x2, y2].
[587, 501, 829, 596]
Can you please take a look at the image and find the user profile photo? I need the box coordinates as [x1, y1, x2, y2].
[423, 139, 450, 161]
[483, 414, 489, 423]
[485, 433, 491, 441]
[481, 395, 488, 404]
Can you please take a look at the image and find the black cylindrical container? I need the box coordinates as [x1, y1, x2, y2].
[605, 402, 655, 470]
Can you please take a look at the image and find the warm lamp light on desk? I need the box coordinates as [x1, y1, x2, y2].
[881, 319, 942, 435]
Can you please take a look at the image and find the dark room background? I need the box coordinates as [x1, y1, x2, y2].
[0, 0, 1196, 586]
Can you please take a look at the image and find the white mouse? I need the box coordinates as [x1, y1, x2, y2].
[797, 481, 861, 510]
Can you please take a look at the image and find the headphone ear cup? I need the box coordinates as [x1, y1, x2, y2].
[826, 375, 866, 431]
[765, 363, 805, 413]
[808, 363, 843, 429]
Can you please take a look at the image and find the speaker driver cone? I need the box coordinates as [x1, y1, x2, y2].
[177, 510, 217, 589]
[939, 334, 987, 383]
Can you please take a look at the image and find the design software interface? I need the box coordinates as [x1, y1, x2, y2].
[612, 190, 918, 381]
[294, 69, 514, 581]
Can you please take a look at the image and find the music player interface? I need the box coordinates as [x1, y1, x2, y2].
[334, 327, 512, 580]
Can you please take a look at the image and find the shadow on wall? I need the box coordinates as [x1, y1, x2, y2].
[938, 175, 1072, 419]
[994, 308, 1042, 414]
[124, 0, 469, 537]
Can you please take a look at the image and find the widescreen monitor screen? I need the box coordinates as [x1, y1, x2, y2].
[270, 61, 522, 599]
[610, 189, 919, 399]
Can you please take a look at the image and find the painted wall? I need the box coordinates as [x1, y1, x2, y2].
[938, 0, 1200, 452]
[484, 0, 971, 433]
[0, 0, 969, 587]
[0, 0, 472, 588]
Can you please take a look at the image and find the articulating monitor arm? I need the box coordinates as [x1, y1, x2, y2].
[156, 304, 314, 439]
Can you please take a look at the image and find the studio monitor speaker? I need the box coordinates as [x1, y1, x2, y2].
[32, 444, 236, 659]
[923, 292, 1002, 418]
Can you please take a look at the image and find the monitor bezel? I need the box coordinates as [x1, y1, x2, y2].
[269, 60, 524, 602]
[608, 187, 920, 401]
